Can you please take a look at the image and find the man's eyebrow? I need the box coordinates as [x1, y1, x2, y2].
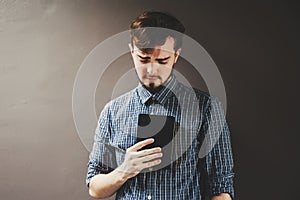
[137, 55, 150, 59]
[156, 56, 170, 61]
[137, 54, 171, 61]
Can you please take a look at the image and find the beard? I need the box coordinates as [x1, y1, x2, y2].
[144, 72, 173, 94]
[136, 69, 173, 94]
[147, 82, 164, 94]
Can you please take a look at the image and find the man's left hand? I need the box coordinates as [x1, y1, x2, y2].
[212, 193, 232, 200]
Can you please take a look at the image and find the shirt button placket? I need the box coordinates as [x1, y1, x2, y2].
[150, 97, 155, 114]
[147, 195, 152, 200]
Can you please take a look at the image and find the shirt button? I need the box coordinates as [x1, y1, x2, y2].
[147, 195, 152, 200]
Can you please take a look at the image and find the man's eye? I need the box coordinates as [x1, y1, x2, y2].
[158, 61, 168, 64]
[140, 60, 149, 63]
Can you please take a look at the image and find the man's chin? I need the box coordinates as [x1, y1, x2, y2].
[143, 82, 164, 94]
[146, 82, 160, 89]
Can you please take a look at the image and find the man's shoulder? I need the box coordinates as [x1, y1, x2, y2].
[177, 82, 211, 101]
[192, 87, 210, 99]
[177, 82, 225, 110]
[104, 88, 138, 110]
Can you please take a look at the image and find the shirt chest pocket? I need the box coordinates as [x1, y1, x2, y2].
[112, 129, 137, 151]
[111, 114, 137, 147]
[110, 118, 138, 166]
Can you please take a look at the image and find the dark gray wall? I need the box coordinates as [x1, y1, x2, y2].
[1, 1, 299, 199]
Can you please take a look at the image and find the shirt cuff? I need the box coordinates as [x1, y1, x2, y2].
[209, 173, 235, 199]
[86, 160, 113, 187]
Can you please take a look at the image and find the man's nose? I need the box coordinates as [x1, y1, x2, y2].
[146, 63, 158, 74]
[147, 64, 153, 73]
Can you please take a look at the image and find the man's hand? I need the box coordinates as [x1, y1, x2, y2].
[212, 193, 232, 200]
[117, 138, 163, 180]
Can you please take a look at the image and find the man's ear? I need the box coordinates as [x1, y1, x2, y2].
[128, 43, 133, 54]
[174, 48, 182, 63]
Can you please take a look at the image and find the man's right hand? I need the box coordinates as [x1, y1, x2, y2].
[116, 138, 163, 180]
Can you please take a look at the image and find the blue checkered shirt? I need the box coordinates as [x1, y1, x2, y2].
[86, 75, 234, 199]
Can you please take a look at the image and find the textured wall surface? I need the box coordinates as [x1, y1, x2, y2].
[1, 1, 299, 200]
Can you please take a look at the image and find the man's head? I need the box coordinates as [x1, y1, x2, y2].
[129, 11, 185, 91]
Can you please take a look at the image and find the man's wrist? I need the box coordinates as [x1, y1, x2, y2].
[113, 167, 129, 183]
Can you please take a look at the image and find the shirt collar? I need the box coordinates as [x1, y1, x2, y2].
[137, 74, 180, 105]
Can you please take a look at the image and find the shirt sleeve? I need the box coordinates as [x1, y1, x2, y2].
[199, 96, 235, 199]
[86, 103, 117, 187]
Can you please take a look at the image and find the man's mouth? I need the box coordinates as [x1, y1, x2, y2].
[146, 76, 159, 81]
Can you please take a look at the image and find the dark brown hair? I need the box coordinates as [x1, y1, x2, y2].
[130, 11, 185, 53]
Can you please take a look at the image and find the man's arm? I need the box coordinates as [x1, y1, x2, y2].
[88, 138, 162, 199]
[88, 169, 127, 198]
[200, 97, 235, 199]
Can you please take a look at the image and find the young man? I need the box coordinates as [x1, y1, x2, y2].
[86, 11, 234, 200]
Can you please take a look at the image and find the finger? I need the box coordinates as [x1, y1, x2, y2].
[141, 159, 162, 169]
[128, 138, 154, 152]
[139, 152, 163, 163]
[136, 147, 161, 157]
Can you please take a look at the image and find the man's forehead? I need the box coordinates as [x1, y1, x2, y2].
[132, 36, 176, 56]
[135, 47, 174, 58]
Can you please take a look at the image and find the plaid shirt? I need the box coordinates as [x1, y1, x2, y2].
[86, 75, 234, 199]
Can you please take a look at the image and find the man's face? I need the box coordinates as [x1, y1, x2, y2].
[130, 37, 181, 89]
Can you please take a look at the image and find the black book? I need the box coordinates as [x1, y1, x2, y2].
[137, 114, 176, 171]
